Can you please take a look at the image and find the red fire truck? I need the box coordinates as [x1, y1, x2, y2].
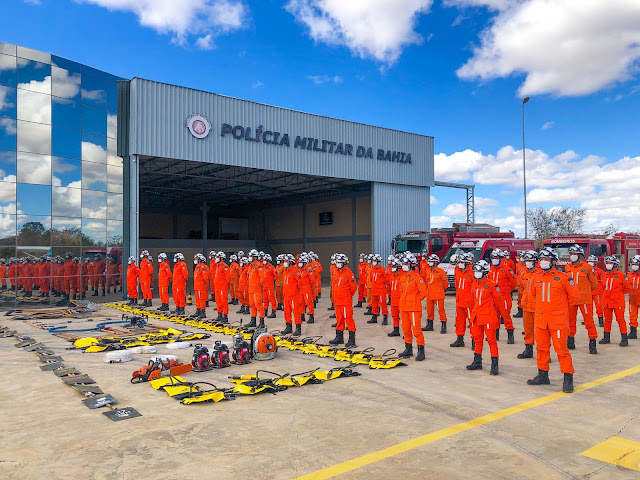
[543, 233, 640, 272]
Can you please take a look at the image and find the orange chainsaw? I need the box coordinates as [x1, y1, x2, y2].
[131, 358, 192, 383]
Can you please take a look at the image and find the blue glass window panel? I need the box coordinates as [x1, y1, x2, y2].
[82, 161, 107, 191]
[16, 214, 51, 246]
[0, 150, 16, 179]
[82, 64, 109, 83]
[0, 213, 15, 245]
[0, 85, 16, 118]
[107, 220, 123, 247]
[17, 152, 51, 185]
[16, 58, 51, 94]
[82, 133, 106, 163]
[107, 164, 123, 193]
[0, 118, 17, 151]
[52, 97, 81, 130]
[107, 83, 117, 112]
[17, 183, 51, 216]
[0, 181, 17, 213]
[81, 75, 107, 108]
[52, 216, 82, 246]
[0, 42, 17, 56]
[17, 89, 51, 124]
[107, 111, 116, 138]
[82, 218, 107, 246]
[82, 190, 107, 219]
[17, 47, 50, 64]
[17, 120, 50, 155]
[82, 104, 106, 136]
[52, 127, 81, 159]
[107, 192, 123, 220]
[52, 186, 81, 217]
[52, 66, 81, 101]
[107, 138, 120, 166]
[52, 157, 81, 187]
[0, 54, 17, 88]
[51, 56, 82, 75]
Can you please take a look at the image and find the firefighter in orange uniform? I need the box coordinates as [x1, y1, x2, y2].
[528, 248, 580, 393]
[237, 255, 249, 315]
[587, 255, 605, 327]
[398, 254, 427, 361]
[0, 259, 7, 290]
[192, 254, 209, 319]
[297, 254, 315, 323]
[156, 253, 172, 312]
[229, 254, 240, 306]
[365, 254, 374, 313]
[450, 252, 475, 347]
[421, 254, 449, 333]
[282, 254, 302, 336]
[214, 251, 230, 323]
[63, 254, 75, 301]
[171, 253, 188, 315]
[8, 258, 16, 291]
[466, 260, 502, 375]
[126, 256, 139, 305]
[386, 257, 403, 337]
[106, 257, 118, 293]
[311, 252, 323, 300]
[329, 253, 358, 347]
[489, 249, 516, 343]
[79, 258, 88, 300]
[628, 255, 640, 340]
[355, 253, 367, 307]
[208, 251, 218, 303]
[514, 251, 526, 318]
[40, 257, 51, 298]
[93, 255, 106, 297]
[274, 255, 285, 310]
[262, 253, 277, 318]
[599, 256, 632, 346]
[366, 254, 389, 324]
[564, 245, 599, 353]
[246, 249, 265, 328]
[517, 251, 540, 359]
[139, 250, 153, 307]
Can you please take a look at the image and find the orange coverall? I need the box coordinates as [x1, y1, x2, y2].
[238, 264, 249, 308]
[64, 259, 75, 295]
[399, 270, 427, 346]
[209, 260, 218, 300]
[313, 260, 323, 299]
[470, 278, 502, 357]
[106, 262, 118, 292]
[229, 261, 240, 303]
[422, 265, 448, 322]
[601, 270, 632, 335]
[248, 262, 265, 318]
[172, 261, 188, 308]
[369, 264, 388, 316]
[519, 267, 540, 346]
[40, 260, 51, 295]
[0, 262, 6, 288]
[297, 264, 315, 315]
[388, 269, 403, 328]
[127, 263, 139, 299]
[565, 261, 598, 339]
[158, 261, 172, 305]
[591, 265, 605, 318]
[215, 261, 230, 315]
[454, 266, 475, 337]
[139, 257, 153, 301]
[194, 262, 209, 310]
[275, 263, 284, 305]
[629, 270, 640, 328]
[489, 261, 516, 329]
[357, 260, 367, 302]
[262, 262, 277, 312]
[531, 269, 580, 374]
[332, 266, 357, 332]
[94, 259, 106, 290]
[283, 266, 301, 325]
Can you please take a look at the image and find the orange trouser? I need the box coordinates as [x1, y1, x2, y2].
[238, 290, 248, 306]
[336, 304, 356, 332]
[366, 287, 372, 305]
[311, 283, 317, 300]
[391, 305, 400, 327]
[275, 285, 283, 304]
[216, 287, 229, 315]
[127, 284, 138, 299]
[159, 286, 169, 304]
[65, 278, 76, 295]
[263, 287, 276, 310]
[500, 295, 514, 329]
[569, 304, 597, 339]
[358, 282, 365, 302]
[604, 306, 627, 334]
[523, 311, 535, 345]
[173, 285, 186, 307]
[230, 281, 239, 300]
[630, 304, 639, 328]
[249, 291, 264, 318]
[95, 275, 105, 288]
[401, 310, 425, 346]
[592, 294, 604, 317]
[41, 277, 50, 294]
[535, 325, 574, 374]
[106, 275, 116, 291]
[455, 306, 471, 336]
[471, 322, 498, 357]
[298, 292, 314, 315]
[284, 298, 300, 325]
[141, 282, 152, 300]
[371, 294, 388, 315]
[427, 299, 447, 321]
[195, 289, 207, 309]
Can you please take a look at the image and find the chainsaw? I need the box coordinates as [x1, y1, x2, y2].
[131, 358, 191, 383]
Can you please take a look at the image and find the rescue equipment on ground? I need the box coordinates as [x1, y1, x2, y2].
[72, 327, 210, 352]
[131, 358, 192, 383]
[191, 344, 211, 372]
[105, 350, 134, 363]
[232, 332, 251, 365]
[211, 340, 231, 368]
[251, 326, 277, 361]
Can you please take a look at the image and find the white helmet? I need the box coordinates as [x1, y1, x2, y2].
[158, 253, 167, 261]
[128, 256, 136, 264]
[140, 250, 150, 259]
[216, 251, 226, 259]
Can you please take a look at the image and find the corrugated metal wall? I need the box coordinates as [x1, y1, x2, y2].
[127, 78, 434, 187]
[372, 183, 430, 259]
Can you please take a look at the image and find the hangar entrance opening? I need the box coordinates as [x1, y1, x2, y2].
[137, 157, 372, 279]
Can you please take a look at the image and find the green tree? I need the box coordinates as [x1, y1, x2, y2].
[527, 206, 586, 247]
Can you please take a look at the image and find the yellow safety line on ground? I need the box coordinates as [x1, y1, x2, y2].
[581, 436, 640, 472]
[295, 364, 640, 480]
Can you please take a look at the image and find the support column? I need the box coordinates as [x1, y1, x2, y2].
[123, 154, 139, 298]
[302, 202, 307, 251]
[201, 200, 208, 255]
[351, 192, 357, 267]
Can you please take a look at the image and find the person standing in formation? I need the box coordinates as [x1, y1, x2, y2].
[139, 250, 153, 307]
[564, 245, 598, 354]
[192, 253, 209, 319]
[329, 254, 358, 348]
[156, 253, 172, 312]
[126, 256, 139, 305]
[598, 256, 632, 347]
[421, 254, 449, 333]
[450, 252, 474, 348]
[214, 251, 230, 323]
[171, 253, 188, 315]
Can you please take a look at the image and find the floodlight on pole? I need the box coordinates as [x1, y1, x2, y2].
[522, 96, 530, 238]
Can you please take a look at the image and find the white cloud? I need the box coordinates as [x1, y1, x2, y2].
[445, 0, 514, 10]
[79, 0, 248, 47]
[442, 203, 466, 217]
[475, 196, 499, 208]
[252, 80, 264, 89]
[455, 0, 640, 96]
[307, 74, 343, 85]
[430, 194, 439, 205]
[286, 0, 432, 64]
[541, 121, 554, 130]
[430, 215, 452, 228]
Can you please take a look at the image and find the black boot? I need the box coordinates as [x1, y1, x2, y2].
[507, 329, 515, 344]
[398, 343, 413, 358]
[589, 338, 597, 354]
[247, 316, 257, 328]
[102, 289, 105, 297]
[301, 314, 306, 323]
[466, 353, 482, 370]
[345, 331, 357, 348]
[147, 299, 152, 307]
[364, 307, 372, 316]
[367, 314, 378, 324]
[471, 338, 475, 350]
[514, 307, 523, 318]
[355, 301, 363, 308]
[517, 344, 533, 359]
[258, 317, 265, 328]
[495, 328, 500, 341]
[422, 319, 434, 331]
[133, 298, 138, 305]
[629, 326, 637, 339]
[562, 373, 574, 393]
[276, 303, 283, 311]
[280, 323, 292, 335]
[450, 335, 465, 347]
[328, 304, 335, 311]
[190, 309, 200, 318]
[440, 321, 447, 334]
[415, 345, 425, 361]
[331, 320, 337, 327]
[329, 330, 344, 345]
[198, 309, 206, 319]
[236, 305, 245, 314]
[92, 290, 99, 296]
[388, 326, 400, 337]
[382, 314, 388, 326]
[268, 310, 276, 319]
[387, 298, 391, 306]
[598, 316, 604, 327]
[527, 369, 550, 385]
[216, 312, 223, 321]
[567, 336, 575, 350]
[127, 298, 134, 306]
[293, 324, 302, 337]
[599, 332, 610, 344]
[221, 314, 229, 324]
[490, 357, 499, 375]
[620, 333, 629, 347]
[307, 314, 315, 324]
[209, 294, 215, 302]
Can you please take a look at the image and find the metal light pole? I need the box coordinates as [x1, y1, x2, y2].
[522, 96, 530, 238]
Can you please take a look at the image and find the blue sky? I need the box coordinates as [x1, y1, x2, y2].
[3, 0, 640, 235]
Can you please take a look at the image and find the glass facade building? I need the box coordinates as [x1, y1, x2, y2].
[0, 41, 123, 307]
